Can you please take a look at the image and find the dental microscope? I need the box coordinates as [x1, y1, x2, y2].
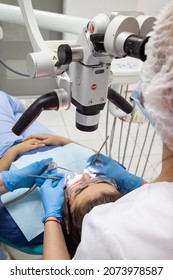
[12, 0, 156, 135]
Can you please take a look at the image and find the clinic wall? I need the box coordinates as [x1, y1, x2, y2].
[137, 0, 171, 16]
[0, 0, 170, 96]
[0, 0, 62, 96]
[63, 0, 139, 39]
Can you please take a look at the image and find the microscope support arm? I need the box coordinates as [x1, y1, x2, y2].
[18, 0, 50, 52]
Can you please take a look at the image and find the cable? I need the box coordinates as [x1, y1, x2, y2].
[0, 184, 37, 208]
[0, 57, 30, 77]
[105, 102, 109, 155]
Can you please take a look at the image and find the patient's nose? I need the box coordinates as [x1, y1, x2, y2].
[80, 173, 91, 182]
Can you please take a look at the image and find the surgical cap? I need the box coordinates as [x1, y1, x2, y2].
[141, 0, 173, 151]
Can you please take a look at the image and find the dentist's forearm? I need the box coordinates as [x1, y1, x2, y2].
[43, 217, 70, 260]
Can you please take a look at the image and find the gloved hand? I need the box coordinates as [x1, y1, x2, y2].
[1, 158, 53, 192]
[39, 173, 66, 223]
[35, 170, 65, 187]
[86, 154, 143, 194]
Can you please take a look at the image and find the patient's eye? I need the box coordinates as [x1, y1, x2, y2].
[74, 185, 89, 196]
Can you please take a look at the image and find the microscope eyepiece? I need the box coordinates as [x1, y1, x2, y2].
[124, 34, 149, 61]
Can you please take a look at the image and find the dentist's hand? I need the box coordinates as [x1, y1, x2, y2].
[39, 173, 66, 223]
[34, 170, 65, 187]
[86, 154, 143, 194]
[1, 158, 53, 192]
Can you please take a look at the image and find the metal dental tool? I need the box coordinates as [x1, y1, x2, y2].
[27, 174, 62, 180]
[55, 165, 77, 175]
[91, 135, 109, 164]
[27, 161, 77, 180]
[0, 162, 65, 208]
[45, 161, 77, 175]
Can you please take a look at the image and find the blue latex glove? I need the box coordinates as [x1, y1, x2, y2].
[1, 158, 53, 192]
[35, 170, 65, 187]
[86, 154, 143, 194]
[40, 173, 66, 223]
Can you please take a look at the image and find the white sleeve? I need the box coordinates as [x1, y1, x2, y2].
[73, 183, 173, 260]
[73, 203, 123, 260]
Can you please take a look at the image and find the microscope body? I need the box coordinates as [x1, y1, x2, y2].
[68, 28, 113, 130]
[12, 0, 156, 135]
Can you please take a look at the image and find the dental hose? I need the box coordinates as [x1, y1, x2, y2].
[0, 184, 37, 208]
[0, 162, 74, 208]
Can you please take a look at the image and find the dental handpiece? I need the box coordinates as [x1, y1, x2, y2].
[91, 135, 109, 164]
[27, 174, 62, 180]
[56, 165, 77, 175]
[45, 161, 77, 175]
[0, 162, 62, 208]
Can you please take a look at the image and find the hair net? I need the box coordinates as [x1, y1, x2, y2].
[141, 0, 173, 151]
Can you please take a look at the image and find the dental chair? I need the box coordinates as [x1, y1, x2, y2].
[0, 237, 43, 259]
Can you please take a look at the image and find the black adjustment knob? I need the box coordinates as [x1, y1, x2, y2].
[57, 44, 72, 65]
[90, 33, 105, 43]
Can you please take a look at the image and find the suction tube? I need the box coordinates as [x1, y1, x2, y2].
[12, 89, 69, 135]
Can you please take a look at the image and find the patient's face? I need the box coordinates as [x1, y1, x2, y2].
[65, 173, 120, 211]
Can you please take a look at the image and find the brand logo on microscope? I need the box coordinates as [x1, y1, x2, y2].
[91, 84, 97, 90]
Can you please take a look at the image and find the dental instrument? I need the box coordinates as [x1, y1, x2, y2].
[91, 135, 109, 164]
[27, 174, 62, 180]
[0, 162, 60, 208]
[53, 165, 77, 175]
[41, 160, 77, 175]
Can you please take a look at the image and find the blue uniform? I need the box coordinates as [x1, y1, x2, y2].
[0, 91, 54, 246]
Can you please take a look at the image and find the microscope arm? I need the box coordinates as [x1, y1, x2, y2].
[18, 0, 49, 52]
[17, 0, 65, 78]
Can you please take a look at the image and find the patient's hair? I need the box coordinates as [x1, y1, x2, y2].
[62, 190, 122, 257]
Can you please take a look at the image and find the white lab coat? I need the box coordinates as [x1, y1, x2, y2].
[73, 182, 173, 259]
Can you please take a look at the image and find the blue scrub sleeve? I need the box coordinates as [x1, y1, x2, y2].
[0, 91, 54, 158]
